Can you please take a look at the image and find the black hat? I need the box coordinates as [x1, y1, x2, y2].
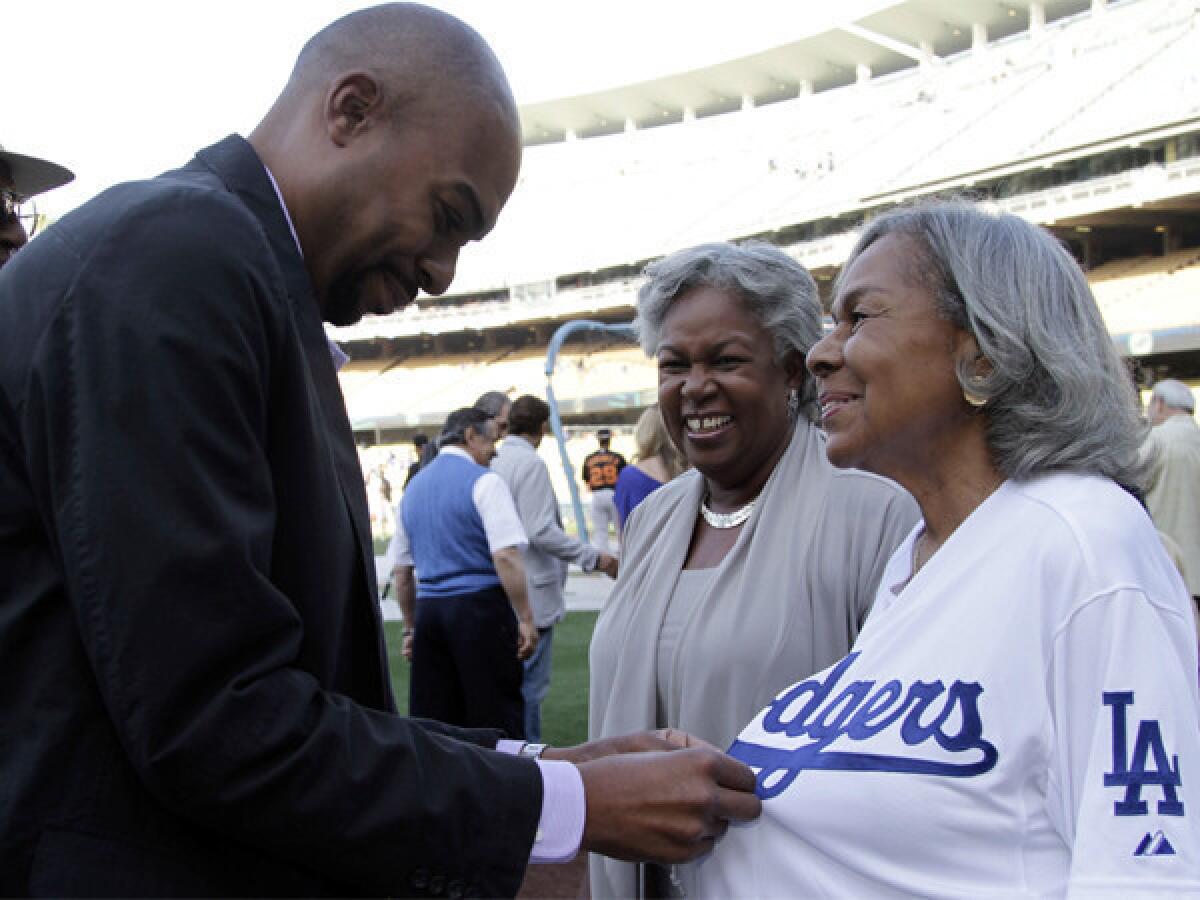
[597, 428, 612, 439]
[0, 145, 74, 199]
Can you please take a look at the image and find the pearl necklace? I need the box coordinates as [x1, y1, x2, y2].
[700, 496, 756, 529]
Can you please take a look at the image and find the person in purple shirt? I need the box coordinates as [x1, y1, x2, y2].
[614, 404, 686, 533]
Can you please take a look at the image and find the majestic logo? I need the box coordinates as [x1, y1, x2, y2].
[1134, 830, 1176, 857]
[728, 653, 998, 799]
[1103, 691, 1184, 817]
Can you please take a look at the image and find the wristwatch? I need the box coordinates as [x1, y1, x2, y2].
[518, 742, 547, 759]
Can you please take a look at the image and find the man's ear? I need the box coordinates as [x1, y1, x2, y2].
[327, 73, 383, 146]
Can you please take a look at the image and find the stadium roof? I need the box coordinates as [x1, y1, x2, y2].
[519, 0, 1093, 144]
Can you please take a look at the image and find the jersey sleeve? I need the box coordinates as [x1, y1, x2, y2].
[473, 472, 528, 553]
[386, 503, 412, 568]
[1047, 588, 1200, 894]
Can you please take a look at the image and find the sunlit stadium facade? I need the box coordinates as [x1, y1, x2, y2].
[334, 0, 1200, 453]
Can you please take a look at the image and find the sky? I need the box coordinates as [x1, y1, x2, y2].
[7, 0, 888, 221]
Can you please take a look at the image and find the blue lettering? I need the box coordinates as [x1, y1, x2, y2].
[806, 681, 873, 748]
[732, 654, 998, 800]
[933, 682, 989, 753]
[1103, 692, 1184, 816]
[899, 681, 949, 746]
[763, 654, 858, 738]
[845, 680, 905, 739]
[1106, 692, 1134, 778]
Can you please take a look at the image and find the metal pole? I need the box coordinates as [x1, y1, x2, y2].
[544, 320, 636, 544]
[544, 377, 584, 541]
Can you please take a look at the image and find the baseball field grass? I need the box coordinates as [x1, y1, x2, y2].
[383, 611, 600, 747]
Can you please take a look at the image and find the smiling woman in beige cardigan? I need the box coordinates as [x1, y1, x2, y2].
[587, 241, 918, 900]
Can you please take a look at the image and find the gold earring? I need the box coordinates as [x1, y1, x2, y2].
[963, 375, 988, 408]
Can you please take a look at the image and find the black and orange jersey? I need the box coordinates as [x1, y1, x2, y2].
[582, 449, 626, 490]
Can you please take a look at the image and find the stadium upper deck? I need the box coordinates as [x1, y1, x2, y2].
[330, 0, 1199, 337]
[332, 0, 1200, 436]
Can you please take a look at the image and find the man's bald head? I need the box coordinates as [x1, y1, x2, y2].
[249, 3, 523, 326]
[278, 3, 517, 132]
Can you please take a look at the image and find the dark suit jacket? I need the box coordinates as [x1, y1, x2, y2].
[0, 135, 542, 897]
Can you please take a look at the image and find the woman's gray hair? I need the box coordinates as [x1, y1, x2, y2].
[845, 199, 1147, 486]
[634, 240, 822, 422]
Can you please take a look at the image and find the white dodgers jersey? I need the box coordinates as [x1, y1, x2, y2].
[694, 475, 1200, 899]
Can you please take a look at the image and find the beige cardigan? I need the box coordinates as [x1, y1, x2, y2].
[1144, 413, 1200, 595]
[588, 422, 918, 899]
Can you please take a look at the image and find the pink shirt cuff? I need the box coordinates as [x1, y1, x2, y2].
[496, 741, 586, 863]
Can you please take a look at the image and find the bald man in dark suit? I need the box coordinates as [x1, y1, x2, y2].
[0, 4, 758, 895]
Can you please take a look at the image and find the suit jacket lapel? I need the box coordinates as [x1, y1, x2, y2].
[193, 135, 382, 612]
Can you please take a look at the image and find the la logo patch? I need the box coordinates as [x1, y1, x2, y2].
[1103, 692, 1184, 817]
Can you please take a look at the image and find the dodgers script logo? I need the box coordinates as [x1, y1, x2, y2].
[729, 653, 998, 799]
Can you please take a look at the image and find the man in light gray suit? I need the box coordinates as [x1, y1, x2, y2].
[492, 395, 618, 741]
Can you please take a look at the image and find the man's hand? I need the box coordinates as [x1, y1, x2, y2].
[394, 566, 417, 663]
[542, 728, 708, 765]
[595, 552, 619, 579]
[493, 546, 537, 661]
[516, 618, 538, 661]
[577, 746, 762, 864]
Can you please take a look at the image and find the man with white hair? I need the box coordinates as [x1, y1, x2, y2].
[1144, 378, 1200, 606]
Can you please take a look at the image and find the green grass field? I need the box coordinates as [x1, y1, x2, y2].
[383, 611, 599, 747]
